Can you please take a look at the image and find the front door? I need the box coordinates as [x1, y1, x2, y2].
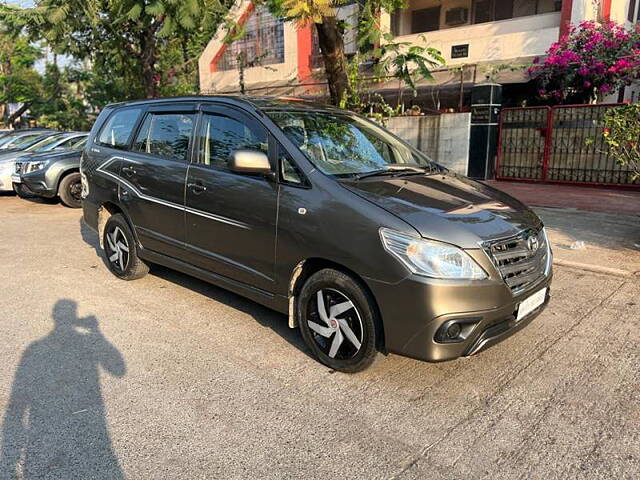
[184, 105, 278, 292]
[119, 104, 196, 259]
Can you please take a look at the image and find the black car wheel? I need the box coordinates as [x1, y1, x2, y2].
[58, 172, 83, 208]
[298, 269, 378, 373]
[102, 214, 149, 280]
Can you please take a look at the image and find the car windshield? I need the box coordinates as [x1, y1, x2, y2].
[69, 136, 88, 150]
[29, 135, 65, 152]
[0, 136, 14, 148]
[267, 111, 436, 178]
[3, 134, 42, 149]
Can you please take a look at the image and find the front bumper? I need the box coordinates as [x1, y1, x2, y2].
[366, 262, 553, 362]
[16, 169, 57, 197]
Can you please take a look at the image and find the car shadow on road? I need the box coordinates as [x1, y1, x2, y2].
[19, 195, 60, 206]
[0, 190, 59, 204]
[78, 218, 309, 359]
[150, 263, 309, 356]
[0, 299, 125, 479]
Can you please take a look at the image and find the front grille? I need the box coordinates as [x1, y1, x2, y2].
[485, 228, 550, 296]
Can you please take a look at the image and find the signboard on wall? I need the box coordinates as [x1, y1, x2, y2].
[451, 44, 469, 59]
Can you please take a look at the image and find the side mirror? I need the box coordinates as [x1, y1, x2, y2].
[228, 149, 272, 175]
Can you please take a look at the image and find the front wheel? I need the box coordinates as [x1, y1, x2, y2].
[298, 269, 379, 373]
[58, 172, 83, 208]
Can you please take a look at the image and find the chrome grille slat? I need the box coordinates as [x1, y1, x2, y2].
[505, 268, 544, 288]
[499, 256, 540, 276]
[485, 229, 549, 296]
[493, 248, 529, 261]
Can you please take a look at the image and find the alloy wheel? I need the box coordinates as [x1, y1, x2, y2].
[69, 180, 82, 202]
[105, 226, 130, 271]
[307, 288, 364, 360]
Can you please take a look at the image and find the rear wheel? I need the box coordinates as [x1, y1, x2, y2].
[102, 214, 149, 280]
[58, 172, 82, 208]
[298, 269, 378, 373]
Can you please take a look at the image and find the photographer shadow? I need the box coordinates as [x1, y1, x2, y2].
[0, 300, 125, 479]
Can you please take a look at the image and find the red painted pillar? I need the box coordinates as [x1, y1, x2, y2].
[601, 0, 612, 21]
[559, 0, 573, 38]
[297, 23, 313, 83]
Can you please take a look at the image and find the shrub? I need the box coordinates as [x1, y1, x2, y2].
[528, 21, 640, 104]
[602, 103, 640, 181]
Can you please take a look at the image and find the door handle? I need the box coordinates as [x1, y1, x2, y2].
[188, 181, 207, 194]
[122, 166, 136, 178]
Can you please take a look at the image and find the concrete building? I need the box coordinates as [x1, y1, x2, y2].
[198, 0, 638, 105]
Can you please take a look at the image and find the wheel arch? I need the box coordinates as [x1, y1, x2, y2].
[96, 201, 139, 249]
[55, 167, 80, 194]
[288, 258, 387, 354]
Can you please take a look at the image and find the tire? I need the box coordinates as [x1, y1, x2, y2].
[58, 172, 83, 208]
[13, 183, 34, 198]
[102, 214, 149, 281]
[298, 268, 378, 373]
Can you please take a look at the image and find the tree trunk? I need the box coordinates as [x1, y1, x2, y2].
[315, 17, 348, 106]
[141, 28, 159, 99]
[142, 60, 157, 99]
[8, 103, 29, 128]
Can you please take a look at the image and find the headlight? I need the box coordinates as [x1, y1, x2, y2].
[380, 228, 487, 280]
[27, 161, 49, 173]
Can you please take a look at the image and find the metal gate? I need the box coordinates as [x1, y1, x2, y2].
[496, 104, 639, 187]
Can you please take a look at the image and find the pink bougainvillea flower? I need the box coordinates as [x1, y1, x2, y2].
[528, 21, 640, 102]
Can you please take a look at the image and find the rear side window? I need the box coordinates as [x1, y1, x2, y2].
[199, 113, 267, 169]
[133, 112, 195, 162]
[97, 108, 142, 149]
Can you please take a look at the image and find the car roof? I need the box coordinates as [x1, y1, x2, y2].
[105, 95, 341, 114]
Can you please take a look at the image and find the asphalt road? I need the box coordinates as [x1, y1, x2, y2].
[0, 195, 639, 479]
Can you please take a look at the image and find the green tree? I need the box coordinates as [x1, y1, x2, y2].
[0, 32, 43, 127]
[30, 64, 93, 131]
[1, 0, 229, 99]
[377, 36, 444, 111]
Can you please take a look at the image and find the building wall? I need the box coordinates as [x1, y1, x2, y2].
[569, 0, 626, 23]
[386, 113, 472, 174]
[199, 1, 358, 94]
[199, 0, 637, 97]
[198, 1, 299, 93]
[392, 0, 559, 35]
[381, 10, 561, 66]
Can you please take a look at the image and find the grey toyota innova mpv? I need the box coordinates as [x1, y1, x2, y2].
[81, 96, 552, 372]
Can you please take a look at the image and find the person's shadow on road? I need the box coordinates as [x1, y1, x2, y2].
[0, 300, 125, 479]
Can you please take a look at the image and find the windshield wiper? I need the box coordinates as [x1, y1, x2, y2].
[354, 169, 401, 180]
[354, 165, 437, 181]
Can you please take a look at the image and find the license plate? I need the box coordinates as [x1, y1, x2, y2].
[11, 174, 21, 183]
[516, 288, 547, 321]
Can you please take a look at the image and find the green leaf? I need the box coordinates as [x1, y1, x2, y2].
[127, 4, 143, 20]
